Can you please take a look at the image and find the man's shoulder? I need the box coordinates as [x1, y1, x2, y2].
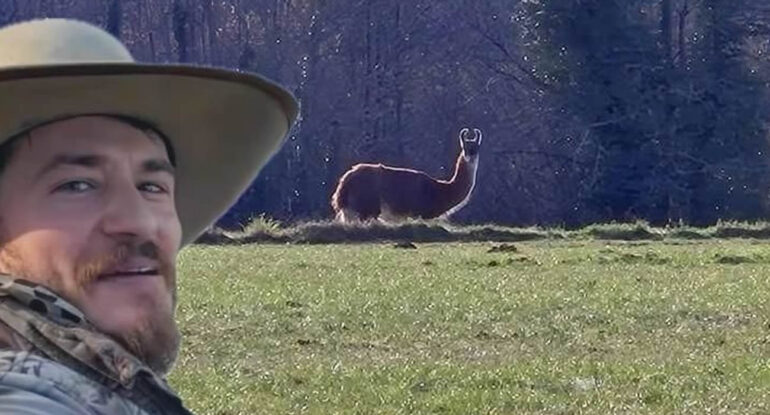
[0, 350, 145, 414]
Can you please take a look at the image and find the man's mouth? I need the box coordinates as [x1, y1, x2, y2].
[100, 268, 158, 278]
[98, 260, 160, 280]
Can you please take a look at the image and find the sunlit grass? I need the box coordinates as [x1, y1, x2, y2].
[170, 239, 770, 414]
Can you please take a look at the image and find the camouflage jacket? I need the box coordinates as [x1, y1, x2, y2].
[0, 275, 193, 414]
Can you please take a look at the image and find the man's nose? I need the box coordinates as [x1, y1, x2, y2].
[99, 183, 157, 239]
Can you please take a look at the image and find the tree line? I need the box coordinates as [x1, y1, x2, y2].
[3, 0, 770, 228]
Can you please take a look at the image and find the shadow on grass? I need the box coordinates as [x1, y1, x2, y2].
[196, 219, 556, 245]
[194, 218, 770, 245]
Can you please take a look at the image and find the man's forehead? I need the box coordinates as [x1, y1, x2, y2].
[18, 115, 172, 160]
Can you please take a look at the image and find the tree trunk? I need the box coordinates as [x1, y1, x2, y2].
[106, 0, 121, 38]
[172, 0, 189, 62]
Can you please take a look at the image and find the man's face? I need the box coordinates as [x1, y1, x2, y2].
[0, 116, 182, 375]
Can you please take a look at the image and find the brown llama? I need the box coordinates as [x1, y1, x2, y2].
[330, 127, 482, 222]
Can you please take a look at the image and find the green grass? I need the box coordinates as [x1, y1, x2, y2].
[170, 239, 770, 414]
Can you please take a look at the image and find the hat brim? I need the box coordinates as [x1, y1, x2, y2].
[0, 63, 298, 246]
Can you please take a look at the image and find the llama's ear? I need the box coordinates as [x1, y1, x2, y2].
[459, 128, 469, 141]
[474, 128, 482, 145]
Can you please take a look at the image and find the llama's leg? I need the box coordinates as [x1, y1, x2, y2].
[353, 196, 381, 223]
[437, 212, 452, 222]
[378, 205, 401, 224]
[360, 208, 380, 223]
[337, 208, 361, 223]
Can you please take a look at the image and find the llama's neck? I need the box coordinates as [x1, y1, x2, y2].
[440, 153, 479, 217]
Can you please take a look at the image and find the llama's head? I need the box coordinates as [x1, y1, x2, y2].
[459, 128, 482, 161]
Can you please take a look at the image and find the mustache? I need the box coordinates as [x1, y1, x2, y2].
[75, 241, 167, 287]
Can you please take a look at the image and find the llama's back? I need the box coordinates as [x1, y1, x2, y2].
[331, 163, 444, 220]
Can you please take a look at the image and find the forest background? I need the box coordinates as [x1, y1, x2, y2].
[6, 0, 770, 229]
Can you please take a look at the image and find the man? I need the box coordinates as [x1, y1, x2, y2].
[0, 18, 297, 414]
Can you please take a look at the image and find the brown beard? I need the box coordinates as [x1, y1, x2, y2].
[119, 302, 181, 376]
[76, 240, 181, 375]
[0, 237, 181, 376]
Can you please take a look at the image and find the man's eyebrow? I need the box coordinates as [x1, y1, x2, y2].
[34, 154, 176, 181]
[143, 159, 175, 176]
[35, 154, 103, 181]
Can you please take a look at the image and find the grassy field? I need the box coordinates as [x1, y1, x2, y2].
[169, 238, 770, 414]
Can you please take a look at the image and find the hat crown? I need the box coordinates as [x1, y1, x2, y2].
[0, 18, 134, 68]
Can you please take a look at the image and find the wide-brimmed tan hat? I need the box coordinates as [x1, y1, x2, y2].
[0, 18, 298, 246]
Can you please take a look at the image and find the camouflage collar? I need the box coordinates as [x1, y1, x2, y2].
[0, 273, 189, 414]
[0, 274, 87, 327]
[0, 274, 152, 386]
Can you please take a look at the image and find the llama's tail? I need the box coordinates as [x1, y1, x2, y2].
[330, 175, 349, 214]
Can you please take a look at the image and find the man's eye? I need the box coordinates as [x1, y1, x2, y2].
[55, 180, 95, 193]
[140, 182, 168, 194]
